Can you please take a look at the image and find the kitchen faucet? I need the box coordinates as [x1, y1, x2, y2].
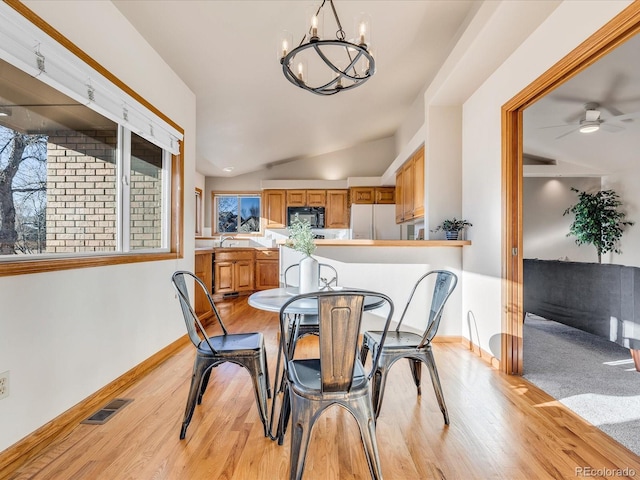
[219, 235, 233, 247]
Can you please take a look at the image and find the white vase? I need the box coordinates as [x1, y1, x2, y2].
[298, 255, 319, 293]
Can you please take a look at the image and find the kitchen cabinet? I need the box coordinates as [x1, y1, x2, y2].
[194, 250, 213, 319]
[286, 190, 306, 206]
[325, 189, 349, 228]
[262, 189, 286, 228]
[395, 169, 404, 223]
[350, 187, 375, 204]
[375, 187, 396, 204]
[350, 187, 395, 205]
[412, 148, 425, 217]
[395, 146, 424, 223]
[214, 249, 255, 294]
[254, 249, 280, 290]
[306, 190, 326, 206]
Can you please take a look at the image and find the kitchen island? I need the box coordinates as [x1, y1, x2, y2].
[278, 239, 470, 337]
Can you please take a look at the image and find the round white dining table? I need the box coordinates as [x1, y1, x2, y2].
[248, 287, 386, 314]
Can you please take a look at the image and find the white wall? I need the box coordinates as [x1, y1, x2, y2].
[459, 0, 631, 359]
[0, 1, 196, 452]
[426, 105, 463, 236]
[523, 177, 602, 262]
[604, 166, 640, 267]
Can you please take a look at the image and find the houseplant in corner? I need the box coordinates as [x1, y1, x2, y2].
[432, 218, 473, 240]
[563, 187, 634, 263]
[286, 215, 318, 292]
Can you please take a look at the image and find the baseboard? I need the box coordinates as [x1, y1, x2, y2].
[461, 337, 501, 370]
[0, 334, 190, 480]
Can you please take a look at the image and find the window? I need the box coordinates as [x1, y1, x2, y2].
[213, 193, 261, 234]
[0, 58, 172, 257]
[195, 188, 203, 236]
[0, 2, 184, 275]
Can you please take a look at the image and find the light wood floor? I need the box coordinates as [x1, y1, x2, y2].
[8, 298, 640, 479]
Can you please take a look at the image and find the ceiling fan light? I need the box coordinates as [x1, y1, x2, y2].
[579, 121, 600, 134]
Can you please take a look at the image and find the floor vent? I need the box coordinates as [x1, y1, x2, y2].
[81, 398, 133, 425]
[223, 292, 239, 298]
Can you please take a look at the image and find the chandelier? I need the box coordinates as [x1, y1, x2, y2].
[279, 0, 375, 96]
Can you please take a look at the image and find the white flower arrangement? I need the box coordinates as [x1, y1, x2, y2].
[286, 215, 316, 257]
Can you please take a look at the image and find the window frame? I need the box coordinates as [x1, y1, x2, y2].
[0, 1, 184, 277]
[211, 191, 263, 236]
[195, 188, 203, 237]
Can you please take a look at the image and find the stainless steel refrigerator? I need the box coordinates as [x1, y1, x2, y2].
[349, 204, 401, 240]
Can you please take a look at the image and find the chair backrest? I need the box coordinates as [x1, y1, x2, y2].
[284, 263, 339, 288]
[171, 271, 228, 350]
[279, 290, 394, 392]
[396, 270, 458, 346]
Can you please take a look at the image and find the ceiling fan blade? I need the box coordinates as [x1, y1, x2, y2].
[601, 123, 624, 133]
[538, 123, 573, 130]
[555, 127, 580, 140]
[608, 110, 640, 123]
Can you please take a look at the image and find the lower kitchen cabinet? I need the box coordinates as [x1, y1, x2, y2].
[255, 249, 280, 290]
[211, 247, 279, 296]
[194, 250, 214, 320]
[214, 249, 255, 294]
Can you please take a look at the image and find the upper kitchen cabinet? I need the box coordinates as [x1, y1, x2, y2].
[395, 145, 425, 223]
[375, 187, 396, 204]
[350, 187, 395, 205]
[306, 190, 327, 206]
[350, 187, 375, 204]
[286, 190, 306, 206]
[412, 148, 425, 217]
[325, 189, 349, 228]
[262, 189, 286, 228]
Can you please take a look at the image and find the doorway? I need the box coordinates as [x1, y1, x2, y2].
[502, 3, 640, 375]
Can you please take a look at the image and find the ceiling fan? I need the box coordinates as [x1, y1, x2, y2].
[541, 102, 640, 139]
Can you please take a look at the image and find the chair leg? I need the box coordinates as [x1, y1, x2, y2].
[371, 362, 390, 419]
[424, 349, 449, 425]
[351, 394, 383, 480]
[197, 367, 213, 405]
[408, 358, 422, 396]
[277, 383, 291, 446]
[359, 340, 370, 365]
[289, 394, 315, 480]
[262, 341, 272, 399]
[245, 354, 270, 437]
[181, 357, 210, 439]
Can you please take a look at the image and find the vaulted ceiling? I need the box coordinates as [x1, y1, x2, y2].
[113, 0, 478, 177]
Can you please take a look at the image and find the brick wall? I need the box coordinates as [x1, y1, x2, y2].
[46, 130, 117, 253]
[45, 130, 163, 252]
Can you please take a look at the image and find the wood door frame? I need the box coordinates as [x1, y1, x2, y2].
[501, 3, 640, 375]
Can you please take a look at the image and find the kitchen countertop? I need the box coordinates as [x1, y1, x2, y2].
[279, 239, 471, 247]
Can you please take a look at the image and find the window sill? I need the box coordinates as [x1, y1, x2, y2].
[0, 251, 181, 277]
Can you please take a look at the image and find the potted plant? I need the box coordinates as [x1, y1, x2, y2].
[286, 215, 318, 292]
[563, 187, 634, 263]
[432, 218, 472, 240]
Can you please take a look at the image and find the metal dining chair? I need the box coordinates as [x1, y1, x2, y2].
[282, 263, 339, 357]
[360, 270, 458, 423]
[171, 271, 270, 439]
[275, 290, 394, 480]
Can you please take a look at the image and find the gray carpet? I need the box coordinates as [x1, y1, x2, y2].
[523, 314, 640, 456]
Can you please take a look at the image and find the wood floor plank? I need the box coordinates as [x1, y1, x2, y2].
[7, 297, 640, 479]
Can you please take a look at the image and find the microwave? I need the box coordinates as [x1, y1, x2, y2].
[287, 206, 325, 229]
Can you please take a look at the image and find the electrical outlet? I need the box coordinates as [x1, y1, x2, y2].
[0, 371, 9, 399]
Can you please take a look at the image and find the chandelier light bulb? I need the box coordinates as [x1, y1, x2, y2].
[311, 15, 319, 39]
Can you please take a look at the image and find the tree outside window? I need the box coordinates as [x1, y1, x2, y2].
[215, 194, 261, 233]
